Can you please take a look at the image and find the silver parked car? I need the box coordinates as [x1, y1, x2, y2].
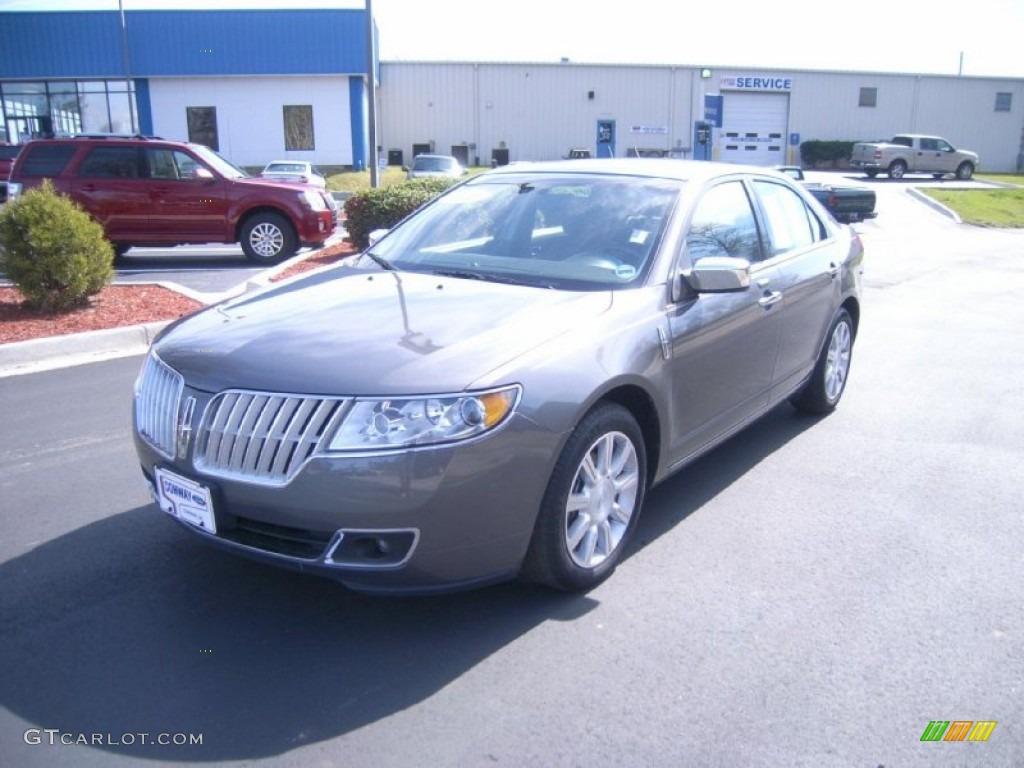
[404, 153, 465, 180]
[133, 159, 864, 594]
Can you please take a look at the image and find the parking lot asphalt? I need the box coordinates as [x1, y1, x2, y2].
[0, 180, 983, 378]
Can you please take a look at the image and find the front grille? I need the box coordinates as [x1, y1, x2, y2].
[135, 353, 184, 458]
[195, 391, 349, 486]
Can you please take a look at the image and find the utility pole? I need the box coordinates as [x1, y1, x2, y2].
[366, 0, 379, 187]
[119, 0, 136, 132]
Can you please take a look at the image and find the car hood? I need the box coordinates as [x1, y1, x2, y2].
[153, 266, 614, 395]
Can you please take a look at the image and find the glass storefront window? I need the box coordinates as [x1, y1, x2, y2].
[107, 91, 134, 134]
[1, 80, 138, 138]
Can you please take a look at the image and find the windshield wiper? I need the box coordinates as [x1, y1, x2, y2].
[430, 269, 537, 287]
[362, 251, 397, 271]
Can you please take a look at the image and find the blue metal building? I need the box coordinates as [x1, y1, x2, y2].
[0, 8, 377, 168]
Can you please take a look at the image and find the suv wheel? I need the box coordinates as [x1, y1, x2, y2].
[241, 212, 298, 264]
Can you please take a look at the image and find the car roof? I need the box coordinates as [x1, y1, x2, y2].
[482, 157, 789, 183]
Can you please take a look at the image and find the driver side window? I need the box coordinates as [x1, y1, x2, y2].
[686, 181, 763, 263]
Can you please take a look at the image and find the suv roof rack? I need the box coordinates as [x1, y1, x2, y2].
[69, 133, 165, 140]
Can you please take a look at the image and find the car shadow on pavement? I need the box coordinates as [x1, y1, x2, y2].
[0, 403, 822, 763]
[629, 403, 822, 556]
[0, 503, 596, 762]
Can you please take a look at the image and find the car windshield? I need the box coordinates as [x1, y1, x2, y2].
[363, 173, 682, 291]
[265, 163, 307, 173]
[191, 144, 248, 179]
[413, 156, 456, 172]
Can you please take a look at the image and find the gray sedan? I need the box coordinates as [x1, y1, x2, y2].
[133, 159, 863, 594]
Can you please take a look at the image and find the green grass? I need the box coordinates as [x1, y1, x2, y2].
[922, 184, 1024, 227]
[976, 173, 1024, 186]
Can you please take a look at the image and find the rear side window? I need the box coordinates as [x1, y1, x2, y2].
[79, 147, 141, 178]
[17, 144, 77, 177]
[753, 180, 826, 256]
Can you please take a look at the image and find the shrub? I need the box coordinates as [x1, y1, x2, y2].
[0, 180, 114, 311]
[343, 177, 457, 249]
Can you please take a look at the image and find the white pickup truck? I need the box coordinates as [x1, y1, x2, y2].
[849, 134, 979, 180]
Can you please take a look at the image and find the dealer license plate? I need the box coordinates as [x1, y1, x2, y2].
[154, 467, 217, 534]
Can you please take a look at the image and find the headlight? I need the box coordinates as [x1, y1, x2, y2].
[328, 386, 520, 451]
[300, 189, 327, 211]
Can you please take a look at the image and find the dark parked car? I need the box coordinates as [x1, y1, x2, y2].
[6, 135, 337, 263]
[775, 165, 877, 223]
[133, 158, 864, 594]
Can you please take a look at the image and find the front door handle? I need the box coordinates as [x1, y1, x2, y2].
[758, 291, 782, 308]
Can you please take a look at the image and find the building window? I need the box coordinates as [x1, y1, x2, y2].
[995, 92, 1012, 112]
[858, 87, 877, 108]
[283, 105, 315, 151]
[0, 79, 137, 142]
[186, 107, 219, 150]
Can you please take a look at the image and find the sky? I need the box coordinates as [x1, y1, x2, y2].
[2, 0, 1023, 79]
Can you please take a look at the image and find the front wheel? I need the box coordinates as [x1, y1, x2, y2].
[240, 212, 298, 264]
[791, 309, 855, 414]
[955, 162, 975, 180]
[887, 160, 907, 180]
[521, 403, 647, 591]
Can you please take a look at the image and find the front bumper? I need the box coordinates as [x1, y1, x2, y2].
[135, 407, 559, 594]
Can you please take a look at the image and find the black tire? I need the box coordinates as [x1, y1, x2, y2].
[791, 308, 855, 415]
[887, 160, 906, 180]
[521, 403, 647, 591]
[240, 212, 298, 264]
[865, 170, 878, 179]
[932, 173, 945, 179]
[955, 162, 974, 181]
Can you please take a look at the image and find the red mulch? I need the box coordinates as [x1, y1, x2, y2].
[271, 240, 358, 282]
[0, 240, 360, 345]
[0, 284, 203, 345]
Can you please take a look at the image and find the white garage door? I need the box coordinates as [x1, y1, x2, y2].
[718, 92, 789, 166]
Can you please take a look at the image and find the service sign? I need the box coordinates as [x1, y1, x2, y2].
[721, 75, 793, 92]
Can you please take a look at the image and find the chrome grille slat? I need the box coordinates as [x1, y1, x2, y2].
[135, 353, 184, 459]
[196, 391, 349, 486]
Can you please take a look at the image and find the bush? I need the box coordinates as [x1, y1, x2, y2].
[0, 180, 114, 311]
[343, 177, 457, 249]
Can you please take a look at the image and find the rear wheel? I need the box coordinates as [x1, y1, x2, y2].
[791, 309, 854, 414]
[887, 160, 906, 180]
[240, 212, 297, 264]
[521, 403, 646, 591]
[955, 161, 975, 180]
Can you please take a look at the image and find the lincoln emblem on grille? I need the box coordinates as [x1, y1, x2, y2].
[176, 396, 197, 459]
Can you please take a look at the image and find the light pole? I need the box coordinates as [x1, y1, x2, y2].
[366, 0, 379, 187]
[118, 0, 136, 133]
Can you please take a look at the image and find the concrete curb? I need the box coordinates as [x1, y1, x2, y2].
[0, 320, 171, 378]
[906, 187, 962, 223]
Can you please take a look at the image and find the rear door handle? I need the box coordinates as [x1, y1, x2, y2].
[828, 263, 841, 279]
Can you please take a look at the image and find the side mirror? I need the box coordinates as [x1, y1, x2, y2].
[368, 228, 389, 247]
[685, 256, 752, 292]
[191, 167, 215, 182]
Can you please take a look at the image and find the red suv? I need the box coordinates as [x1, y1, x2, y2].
[6, 135, 338, 263]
